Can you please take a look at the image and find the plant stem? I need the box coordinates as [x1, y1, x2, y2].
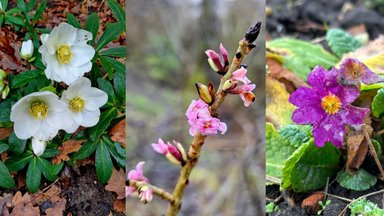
[362, 125, 384, 180]
[129, 180, 175, 203]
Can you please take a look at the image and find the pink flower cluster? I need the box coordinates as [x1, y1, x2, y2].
[126, 161, 153, 203]
[151, 139, 187, 165]
[185, 99, 227, 136]
[227, 67, 256, 107]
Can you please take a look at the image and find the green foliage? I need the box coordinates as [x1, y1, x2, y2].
[281, 140, 340, 192]
[372, 87, 384, 118]
[95, 139, 113, 183]
[26, 157, 41, 193]
[96, 22, 125, 51]
[317, 200, 331, 215]
[107, 0, 126, 23]
[85, 13, 99, 42]
[266, 202, 279, 213]
[337, 169, 377, 191]
[326, 29, 362, 57]
[278, 125, 311, 148]
[350, 198, 384, 216]
[0, 160, 16, 188]
[10, 70, 42, 88]
[267, 38, 339, 80]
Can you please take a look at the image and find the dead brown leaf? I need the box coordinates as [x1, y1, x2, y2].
[52, 139, 85, 164]
[346, 132, 368, 174]
[45, 198, 66, 216]
[0, 128, 13, 140]
[10, 202, 40, 216]
[113, 199, 125, 213]
[301, 192, 325, 215]
[105, 168, 126, 200]
[0, 193, 12, 214]
[109, 119, 126, 148]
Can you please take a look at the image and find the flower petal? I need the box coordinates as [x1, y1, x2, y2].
[342, 105, 369, 130]
[57, 23, 78, 46]
[69, 44, 95, 67]
[291, 104, 325, 125]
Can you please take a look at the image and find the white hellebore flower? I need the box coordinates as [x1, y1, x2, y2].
[20, 39, 34, 60]
[31, 137, 47, 156]
[61, 77, 108, 133]
[38, 22, 95, 85]
[10, 91, 70, 140]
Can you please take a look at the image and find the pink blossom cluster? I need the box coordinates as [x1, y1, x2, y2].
[185, 99, 227, 136]
[126, 162, 153, 203]
[227, 67, 256, 107]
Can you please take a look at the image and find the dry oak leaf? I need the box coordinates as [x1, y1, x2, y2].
[52, 139, 85, 164]
[109, 119, 126, 148]
[346, 132, 368, 174]
[105, 168, 125, 200]
[45, 198, 66, 216]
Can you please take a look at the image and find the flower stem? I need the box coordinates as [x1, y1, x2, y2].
[129, 180, 175, 203]
[362, 125, 384, 180]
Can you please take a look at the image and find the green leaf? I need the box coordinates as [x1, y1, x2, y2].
[0, 0, 8, 10]
[372, 87, 384, 118]
[0, 161, 15, 188]
[33, 0, 47, 25]
[5, 13, 24, 26]
[281, 140, 340, 192]
[0, 143, 8, 153]
[267, 38, 339, 80]
[100, 55, 114, 79]
[87, 108, 118, 141]
[85, 13, 99, 42]
[337, 169, 377, 191]
[8, 131, 27, 155]
[95, 141, 113, 183]
[5, 151, 33, 172]
[0, 100, 12, 123]
[266, 123, 299, 178]
[279, 125, 311, 148]
[102, 136, 125, 167]
[73, 140, 98, 160]
[26, 157, 41, 193]
[16, 0, 26, 12]
[37, 157, 57, 181]
[39, 85, 56, 93]
[26, 0, 37, 11]
[95, 22, 124, 51]
[90, 62, 102, 86]
[114, 68, 126, 103]
[0, 14, 4, 27]
[24, 75, 50, 95]
[100, 47, 125, 58]
[98, 78, 117, 104]
[107, 0, 126, 23]
[40, 148, 61, 158]
[326, 29, 362, 58]
[11, 70, 42, 88]
[66, 13, 81, 28]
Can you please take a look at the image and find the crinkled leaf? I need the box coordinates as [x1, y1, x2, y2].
[372, 87, 384, 118]
[0, 161, 15, 188]
[337, 169, 377, 191]
[26, 157, 41, 193]
[282, 140, 340, 192]
[279, 125, 311, 148]
[326, 29, 361, 57]
[96, 22, 124, 51]
[96, 141, 113, 183]
[267, 38, 338, 80]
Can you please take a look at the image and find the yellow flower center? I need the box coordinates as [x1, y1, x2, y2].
[321, 94, 341, 115]
[56, 45, 72, 64]
[69, 97, 85, 112]
[29, 101, 48, 120]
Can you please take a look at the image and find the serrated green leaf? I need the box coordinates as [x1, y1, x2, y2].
[279, 125, 311, 148]
[267, 38, 339, 80]
[100, 55, 114, 79]
[337, 169, 377, 191]
[114, 68, 125, 103]
[0, 161, 15, 188]
[100, 47, 125, 58]
[98, 78, 117, 104]
[281, 140, 340, 192]
[85, 13, 99, 42]
[33, 0, 46, 25]
[107, 0, 126, 23]
[326, 29, 362, 57]
[0, 100, 12, 123]
[5, 151, 33, 172]
[66, 13, 81, 29]
[0, 143, 8, 153]
[8, 131, 27, 155]
[266, 123, 298, 178]
[26, 157, 41, 193]
[73, 140, 98, 160]
[96, 22, 124, 51]
[11, 70, 42, 88]
[372, 87, 384, 118]
[95, 141, 113, 183]
[87, 107, 118, 141]
[37, 157, 57, 181]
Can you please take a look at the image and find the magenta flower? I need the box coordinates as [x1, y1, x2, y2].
[194, 116, 227, 136]
[232, 67, 251, 84]
[205, 43, 229, 74]
[289, 66, 369, 147]
[227, 67, 256, 107]
[151, 139, 187, 165]
[126, 161, 153, 203]
[338, 58, 384, 85]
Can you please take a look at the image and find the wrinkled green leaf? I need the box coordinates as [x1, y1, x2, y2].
[95, 141, 113, 183]
[96, 22, 124, 51]
[326, 29, 361, 57]
[0, 161, 15, 188]
[279, 125, 311, 148]
[26, 157, 41, 193]
[85, 13, 99, 42]
[372, 87, 384, 118]
[337, 169, 377, 191]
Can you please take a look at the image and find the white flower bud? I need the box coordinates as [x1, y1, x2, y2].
[20, 39, 34, 60]
[31, 137, 47, 156]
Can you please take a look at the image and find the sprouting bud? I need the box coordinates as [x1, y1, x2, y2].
[2, 85, 9, 99]
[205, 44, 229, 75]
[245, 21, 261, 44]
[196, 82, 213, 105]
[222, 79, 238, 92]
[31, 137, 47, 156]
[0, 69, 6, 80]
[20, 39, 34, 61]
[174, 141, 187, 163]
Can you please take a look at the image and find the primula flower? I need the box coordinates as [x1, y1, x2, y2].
[289, 66, 369, 147]
[126, 162, 153, 203]
[151, 139, 187, 165]
[338, 58, 384, 85]
[10, 91, 69, 141]
[38, 22, 95, 85]
[20, 39, 34, 61]
[227, 67, 256, 107]
[60, 77, 108, 133]
[185, 99, 227, 136]
[31, 137, 47, 156]
[205, 43, 229, 74]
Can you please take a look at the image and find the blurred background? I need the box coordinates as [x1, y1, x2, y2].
[126, 0, 265, 215]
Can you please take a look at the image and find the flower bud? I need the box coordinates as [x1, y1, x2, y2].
[139, 186, 153, 203]
[20, 39, 34, 61]
[222, 79, 238, 92]
[31, 137, 47, 156]
[195, 83, 213, 105]
[174, 141, 187, 162]
[1, 85, 9, 99]
[208, 82, 216, 101]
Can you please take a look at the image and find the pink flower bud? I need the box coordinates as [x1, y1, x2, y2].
[205, 44, 230, 74]
[152, 139, 186, 165]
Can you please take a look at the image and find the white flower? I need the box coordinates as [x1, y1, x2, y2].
[31, 137, 47, 156]
[20, 39, 34, 60]
[38, 22, 95, 85]
[61, 77, 108, 133]
[10, 91, 71, 140]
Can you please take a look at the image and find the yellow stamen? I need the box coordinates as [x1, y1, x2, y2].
[56, 45, 72, 64]
[321, 94, 341, 115]
[29, 101, 48, 120]
[69, 97, 85, 112]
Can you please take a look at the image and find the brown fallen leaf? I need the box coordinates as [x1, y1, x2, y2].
[0, 193, 12, 214]
[346, 132, 368, 174]
[52, 139, 85, 164]
[109, 119, 126, 148]
[31, 185, 61, 205]
[113, 199, 125, 213]
[301, 192, 324, 214]
[105, 168, 126, 200]
[0, 128, 13, 140]
[45, 198, 66, 216]
[10, 202, 40, 216]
